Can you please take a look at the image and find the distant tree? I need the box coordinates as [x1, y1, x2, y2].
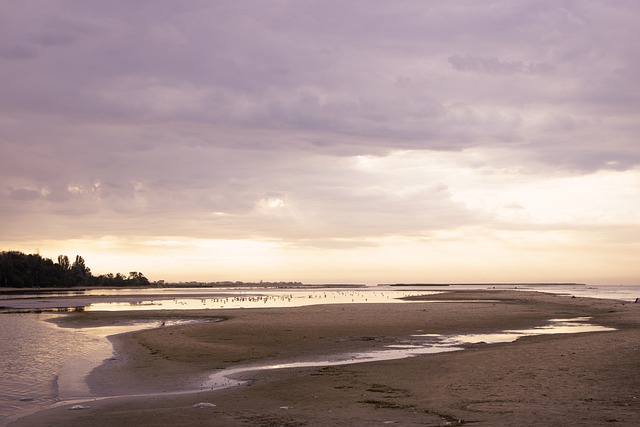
[71, 255, 91, 285]
[0, 251, 150, 288]
[72, 255, 89, 275]
[57, 255, 70, 271]
[114, 272, 126, 286]
[0, 251, 26, 287]
[1, 251, 65, 287]
[127, 271, 150, 287]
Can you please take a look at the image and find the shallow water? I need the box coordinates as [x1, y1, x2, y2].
[0, 288, 431, 425]
[199, 317, 614, 392]
[0, 288, 438, 312]
[449, 284, 640, 302]
[0, 313, 113, 425]
[424, 317, 616, 345]
[44, 317, 614, 403]
[0, 315, 200, 426]
[0, 285, 635, 425]
[0, 314, 60, 416]
[2, 284, 638, 313]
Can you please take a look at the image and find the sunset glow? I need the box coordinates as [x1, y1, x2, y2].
[1, 1, 639, 285]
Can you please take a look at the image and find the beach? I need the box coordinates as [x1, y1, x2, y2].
[9, 290, 640, 426]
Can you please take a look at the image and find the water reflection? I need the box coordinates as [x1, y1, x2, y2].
[0, 316, 213, 426]
[432, 317, 615, 345]
[85, 290, 418, 311]
[1, 289, 443, 313]
[1, 285, 625, 424]
[57, 318, 217, 399]
[202, 343, 466, 391]
[0, 313, 110, 426]
[0, 307, 86, 314]
[4, 284, 638, 313]
[199, 317, 615, 392]
[1, 312, 616, 423]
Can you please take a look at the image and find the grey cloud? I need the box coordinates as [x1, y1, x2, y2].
[2, 0, 640, 247]
[449, 54, 554, 75]
[0, 120, 482, 243]
[0, 44, 39, 60]
[533, 143, 640, 172]
[7, 188, 43, 201]
[1, 0, 637, 155]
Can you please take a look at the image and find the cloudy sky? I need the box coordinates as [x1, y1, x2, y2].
[1, 1, 639, 284]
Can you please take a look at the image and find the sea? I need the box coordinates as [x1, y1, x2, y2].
[0, 284, 638, 426]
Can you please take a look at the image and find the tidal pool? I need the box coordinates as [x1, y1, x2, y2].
[198, 317, 615, 392]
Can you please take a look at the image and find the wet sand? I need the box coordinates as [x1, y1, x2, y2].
[9, 290, 640, 426]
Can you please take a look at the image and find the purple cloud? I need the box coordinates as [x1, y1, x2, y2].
[1, 1, 638, 285]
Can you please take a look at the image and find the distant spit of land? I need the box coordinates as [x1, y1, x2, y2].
[0, 282, 588, 295]
[383, 282, 587, 287]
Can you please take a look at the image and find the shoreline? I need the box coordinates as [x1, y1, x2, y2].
[9, 290, 640, 426]
[0, 282, 595, 293]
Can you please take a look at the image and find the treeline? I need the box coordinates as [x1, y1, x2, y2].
[0, 251, 150, 288]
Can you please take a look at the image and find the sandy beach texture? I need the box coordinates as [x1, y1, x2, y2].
[9, 290, 640, 426]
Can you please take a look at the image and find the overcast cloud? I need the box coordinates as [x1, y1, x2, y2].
[1, 1, 639, 284]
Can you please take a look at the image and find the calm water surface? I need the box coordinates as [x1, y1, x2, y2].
[0, 285, 637, 425]
[0, 314, 198, 426]
[1, 287, 430, 425]
[0, 313, 112, 425]
[0, 288, 437, 312]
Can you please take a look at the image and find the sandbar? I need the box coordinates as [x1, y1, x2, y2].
[9, 290, 640, 426]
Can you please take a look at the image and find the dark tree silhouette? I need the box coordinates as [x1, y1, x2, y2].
[0, 251, 151, 288]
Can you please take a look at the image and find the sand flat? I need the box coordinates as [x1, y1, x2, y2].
[9, 290, 640, 426]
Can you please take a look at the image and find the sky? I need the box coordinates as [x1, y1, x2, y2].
[1, 0, 639, 285]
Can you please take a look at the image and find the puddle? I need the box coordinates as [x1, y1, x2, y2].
[198, 317, 615, 392]
[202, 343, 464, 391]
[432, 317, 615, 346]
[26, 316, 616, 414]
